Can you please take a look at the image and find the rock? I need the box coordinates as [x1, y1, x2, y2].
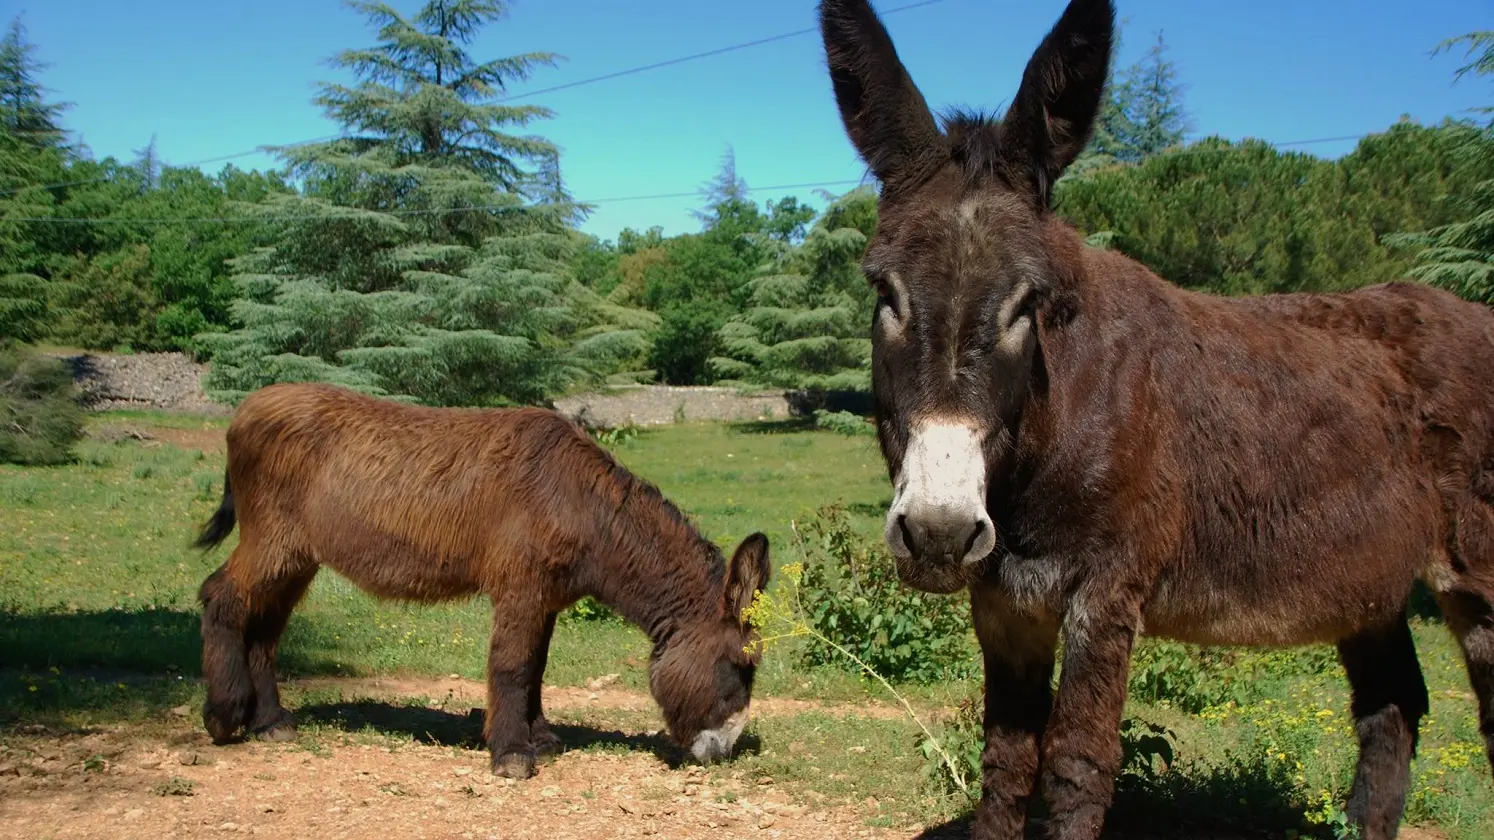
[0, 763, 18, 776]
[122, 808, 145, 821]
[177, 752, 201, 766]
[757, 814, 777, 829]
[555, 385, 794, 429]
[218, 822, 238, 832]
[170, 705, 191, 717]
[539, 786, 560, 799]
[453, 767, 472, 777]
[59, 352, 231, 415]
[585, 674, 621, 691]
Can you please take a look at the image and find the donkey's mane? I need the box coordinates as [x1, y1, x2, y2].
[558, 420, 727, 592]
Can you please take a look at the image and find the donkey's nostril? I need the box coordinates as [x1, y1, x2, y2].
[897, 513, 916, 553]
[963, 519, 987, 559]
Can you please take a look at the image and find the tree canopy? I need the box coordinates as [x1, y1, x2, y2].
[3, 9, 1493, 411]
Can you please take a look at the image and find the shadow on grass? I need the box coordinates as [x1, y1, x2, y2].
[911, 756, 1327, 840]
[0, 606, 360, 728]
[0, 606, 204, 675]
[727, 417, 818, 436]
[0, 606, 362, 677]
[845, 500, 891, 519]
[294, 699, 763, 770]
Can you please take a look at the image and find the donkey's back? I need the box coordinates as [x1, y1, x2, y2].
[220, 381, 600, 603]
[1099, 258, 1494, 645]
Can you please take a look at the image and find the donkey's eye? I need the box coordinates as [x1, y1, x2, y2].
[868, 275, 899, 318]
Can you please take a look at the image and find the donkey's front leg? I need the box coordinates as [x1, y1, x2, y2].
[970, 584, 1060, 840]
[485, 594, 550, 779]
[1039, 586, 1142, 840]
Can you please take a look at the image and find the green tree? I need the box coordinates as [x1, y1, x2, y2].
[1070, 29, 1189, 177]
[0, 270, 47, 341]
[0, 15, 69, 150]
[640, 151, 782, 385]
[710, 187, 877, 397]
[1385, 33, 1494, 304]
[1057, 121, 1494, 296]
[200, 0, 644, 405]
[0, 343, 85, 466]
[1121, 32, 1189, 162]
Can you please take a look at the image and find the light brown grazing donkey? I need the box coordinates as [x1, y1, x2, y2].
[818, 0, 1494, 838]
[193, 381, 769, 779]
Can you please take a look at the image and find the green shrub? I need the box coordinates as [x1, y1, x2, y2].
[560, 595, 619, 624]
[795, 504, 975, 683]
[812, 408, 875, 437]
[0, 344, 86, 466]
[587, 423, 640, 450]
[919, 686, 1181, 806]
[1128, 639, 1340, 713]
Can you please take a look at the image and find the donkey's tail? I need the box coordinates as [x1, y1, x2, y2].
[194, 468, 237, 550]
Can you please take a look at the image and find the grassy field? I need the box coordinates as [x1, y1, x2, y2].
[1, 411, 1491, 838]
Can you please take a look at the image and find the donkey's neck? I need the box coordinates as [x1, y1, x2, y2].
[582, 477, 724, 646]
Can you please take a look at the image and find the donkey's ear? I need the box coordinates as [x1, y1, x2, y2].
[819, 0, 945, 191]
[724, 533, 771, 622]
[1001, 0, 1115, 205]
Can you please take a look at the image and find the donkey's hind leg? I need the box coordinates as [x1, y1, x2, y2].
[198, 545, 315, 745]
[1337, 614, 1429, 840]
[1438, 585, 1494, 776]
[1435, 486, 1494, 775]
[527, 611, 564, 759]
[243, 564, 318, 741]
[200, 559, 255, 744]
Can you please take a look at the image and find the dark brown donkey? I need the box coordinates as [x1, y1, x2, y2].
[818, 1, 1494, 838]
[193, 382, 769, 779]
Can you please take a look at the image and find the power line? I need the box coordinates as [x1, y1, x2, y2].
[500, 0, 953, 103]
[0, 0, 953, 198]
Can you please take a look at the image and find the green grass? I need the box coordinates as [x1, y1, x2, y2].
[1, 411, 1491, 837]
[0, 417, 897, 701]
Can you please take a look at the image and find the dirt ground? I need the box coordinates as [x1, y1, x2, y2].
[0, 677, 1452, 840]
[0, 680, 921, 840]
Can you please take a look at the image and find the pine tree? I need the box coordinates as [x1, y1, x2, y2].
[132, 135, 160, 194]
[0, 16, 69, 150]
[1122, 33, 1189, 161]
[709, 187, 877, 398]
[692, 145, 751, 226]
[200, 0, 643, 406]
[1068, 29, 1189, 177]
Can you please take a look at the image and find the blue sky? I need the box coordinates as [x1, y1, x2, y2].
[11, 0, 1492, 241]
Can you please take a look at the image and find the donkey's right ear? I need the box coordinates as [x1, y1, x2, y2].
[819, 0, 945, 192]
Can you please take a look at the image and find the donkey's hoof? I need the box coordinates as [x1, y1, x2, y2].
[202, 708, 242, 746]
[532, 730, 565, 759]
[253, 720, 299, 743]
[492, 750, 536, 780]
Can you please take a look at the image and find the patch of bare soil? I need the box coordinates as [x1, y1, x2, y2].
[90, 423, 226, 453]
[0, 726, 900, 840]
[294, 675, 912, 722]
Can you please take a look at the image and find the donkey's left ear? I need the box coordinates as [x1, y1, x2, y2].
[725, 533, 771, 621]
[1001, 0, 1116, 206]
